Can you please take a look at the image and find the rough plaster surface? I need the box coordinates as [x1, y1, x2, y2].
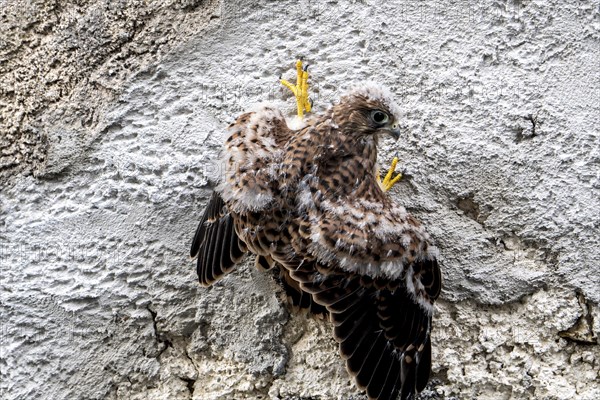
[1, 0, 599, 399]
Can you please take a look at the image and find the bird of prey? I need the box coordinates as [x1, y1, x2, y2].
[191, 68, 442, 400]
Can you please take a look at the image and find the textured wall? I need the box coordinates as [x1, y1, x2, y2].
[1, 0, 599, 399]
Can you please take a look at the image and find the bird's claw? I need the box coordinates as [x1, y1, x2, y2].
[378, 157, 403, 192]
[280, 59, 312, 118]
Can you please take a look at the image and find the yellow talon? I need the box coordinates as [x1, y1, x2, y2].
[280, 59, 312, 118]
[378, 157, 403, 191]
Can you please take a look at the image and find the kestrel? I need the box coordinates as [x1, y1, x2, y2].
[191, 77, 442, 400]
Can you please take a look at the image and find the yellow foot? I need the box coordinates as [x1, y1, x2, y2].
[377, 157, 403, 191]
[280, 59, 312, 118]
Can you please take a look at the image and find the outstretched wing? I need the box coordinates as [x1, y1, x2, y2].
[289, 258, 441, 400]
[190, 191, 246, 286]
[191, 105, 295, 286]
[287, 153, 442, 399]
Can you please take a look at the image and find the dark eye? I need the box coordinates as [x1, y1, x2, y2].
[370, 110, 389, 125]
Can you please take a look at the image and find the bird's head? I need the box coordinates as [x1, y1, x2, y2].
[332, 82, 402, 140]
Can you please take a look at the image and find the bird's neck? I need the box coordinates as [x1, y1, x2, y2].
[359, 135, 378, 166]
[318, 116, 379, 171]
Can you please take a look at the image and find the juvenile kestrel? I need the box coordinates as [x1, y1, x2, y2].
[191, 83, 442, 400]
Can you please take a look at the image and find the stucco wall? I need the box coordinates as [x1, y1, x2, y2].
[1, 1, 598, 399]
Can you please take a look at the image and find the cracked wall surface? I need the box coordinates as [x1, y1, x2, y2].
[1, 0, 599, 399]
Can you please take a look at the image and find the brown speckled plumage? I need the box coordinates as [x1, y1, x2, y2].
[190, 83, 442, 400]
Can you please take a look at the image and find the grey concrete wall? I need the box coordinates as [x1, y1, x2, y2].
[1, 1, 598, 399]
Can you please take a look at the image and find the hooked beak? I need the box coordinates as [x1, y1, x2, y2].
[388, 123, 401, 140]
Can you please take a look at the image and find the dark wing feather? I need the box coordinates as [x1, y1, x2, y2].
[201, 209, 221, 284]
[215, 214, 236, 278]
[416, 337, 432, 392]
[190, 191, 222, 257]
[274, 262, 328, 318]
[255, 255, 273, 271]
[290, 261, 439, 400]
[190, 192, 246, 286]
